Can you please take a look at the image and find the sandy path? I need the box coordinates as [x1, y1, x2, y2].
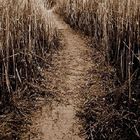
[30, 9, 104, 140]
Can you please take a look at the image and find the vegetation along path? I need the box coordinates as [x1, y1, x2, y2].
[31, 9, 104, 140]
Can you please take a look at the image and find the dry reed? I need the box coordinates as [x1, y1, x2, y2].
[0, 0, 59, 139]
[57, 0, 140, 100]
[57, 0, 140, 139]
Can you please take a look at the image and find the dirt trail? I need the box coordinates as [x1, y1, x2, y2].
[31, 10, 104, 140]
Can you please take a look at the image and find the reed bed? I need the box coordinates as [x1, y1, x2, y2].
[58, 0, 140, 83]
[0, 0, 59, 139]
[57, 0, 140, 139]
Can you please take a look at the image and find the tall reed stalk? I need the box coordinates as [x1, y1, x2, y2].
[0, 0, 59, 138]
[57, 0, 140, 101]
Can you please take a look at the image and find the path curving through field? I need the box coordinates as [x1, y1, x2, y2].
[31, 9, 104, 140]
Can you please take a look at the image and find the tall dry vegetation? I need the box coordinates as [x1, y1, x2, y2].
[58, 0, 140, 100]
[57, 0, 140, 139]
[0, 0, 59, 139]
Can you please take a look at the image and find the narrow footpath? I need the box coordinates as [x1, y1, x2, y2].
[30, 9, 104, 140]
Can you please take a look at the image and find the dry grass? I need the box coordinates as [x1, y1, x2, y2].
[57, 0, 140, 100]
[0, 0, 59, 139]
[78, 87, 140, 140]
[59, 0, 140, 75]
[57, 0, 140, 139]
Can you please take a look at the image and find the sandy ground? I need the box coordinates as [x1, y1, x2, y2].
[30, 9, 104, 140]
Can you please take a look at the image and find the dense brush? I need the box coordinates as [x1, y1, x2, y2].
[57, 0, 140, 139]
[57, 0, 140, 84]
[0, 0, 59, 139]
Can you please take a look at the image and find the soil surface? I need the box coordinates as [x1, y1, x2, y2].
[30, 9, 104, 140]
